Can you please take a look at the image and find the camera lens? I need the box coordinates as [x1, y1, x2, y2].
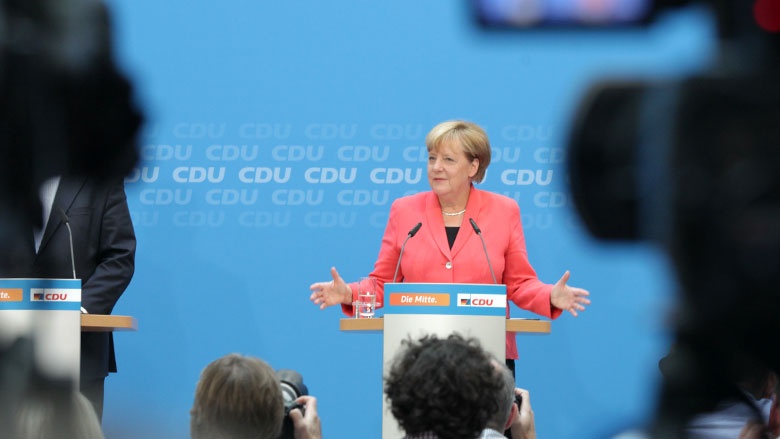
[276, 369, 308, 404]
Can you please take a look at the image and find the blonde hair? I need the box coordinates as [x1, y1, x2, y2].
[425, 120, 492, 183]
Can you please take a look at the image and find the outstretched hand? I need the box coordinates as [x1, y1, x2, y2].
[309, 267, 351, 310]
[550, 271, 591, 317]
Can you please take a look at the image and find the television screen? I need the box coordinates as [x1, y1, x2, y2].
[473, 0, 656, 28]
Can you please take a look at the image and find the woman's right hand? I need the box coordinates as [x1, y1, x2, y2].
[309, 267, 352, 309]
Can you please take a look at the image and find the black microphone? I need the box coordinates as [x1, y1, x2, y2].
[469, 218, 497, 284]
[57, 208, 77, 280]
[393, 222, 422, 283]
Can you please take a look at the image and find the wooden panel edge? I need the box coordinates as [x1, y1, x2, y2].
[81, 314, 138, 332]
[339, 318, 549, 333]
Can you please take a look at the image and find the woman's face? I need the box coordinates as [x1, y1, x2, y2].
[427, 139, 478, 201]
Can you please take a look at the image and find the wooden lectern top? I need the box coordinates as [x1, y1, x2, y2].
[340, 317, 550, 334]
[81, 314, 138, 332]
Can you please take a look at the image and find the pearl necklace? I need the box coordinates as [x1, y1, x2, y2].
[442, 209, 466, 217]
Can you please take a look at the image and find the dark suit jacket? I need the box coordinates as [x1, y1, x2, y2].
[342, 186, 562, 359]
[21, 176, 136, 380]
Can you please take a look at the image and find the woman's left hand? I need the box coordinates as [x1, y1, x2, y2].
[550, 271, 590, 317]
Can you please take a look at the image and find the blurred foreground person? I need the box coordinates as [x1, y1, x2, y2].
[659, 344, 780, 439]
[16, 384, 104, 439]
[385, 333, 536, 439]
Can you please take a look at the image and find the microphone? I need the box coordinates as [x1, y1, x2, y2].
[57, 208, 77, 280]
[469, 218, 497, 284]
[393, 222, 422, 283]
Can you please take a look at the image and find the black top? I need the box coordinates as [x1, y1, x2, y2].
[445, 226, 459, 249]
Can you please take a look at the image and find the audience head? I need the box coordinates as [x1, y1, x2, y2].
[486, 360, 517, 433]
[384, 333, 506, 439]
[190, 353, 284, 439]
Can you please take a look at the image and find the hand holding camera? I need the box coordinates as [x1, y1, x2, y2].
[276, 369, 322, 439]
[511, 388, 536, 439]
[277, 369, 308, 439]
[288, 396, 322, 439]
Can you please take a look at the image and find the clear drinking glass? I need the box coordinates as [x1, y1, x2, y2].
[355, 277, 377, 319]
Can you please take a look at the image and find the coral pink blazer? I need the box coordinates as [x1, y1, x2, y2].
[343, 186, 562, 359]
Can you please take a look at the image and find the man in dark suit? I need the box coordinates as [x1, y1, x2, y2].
[15, 174, 136, 421]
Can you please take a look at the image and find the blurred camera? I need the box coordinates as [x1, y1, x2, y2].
[472, 0, 780, 435]
[560, 1, 780, 436]
[276, 369, 309, 439]
[514, 393, 522, 409]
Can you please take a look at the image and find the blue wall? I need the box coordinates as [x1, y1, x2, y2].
[103, 2, 716, 438]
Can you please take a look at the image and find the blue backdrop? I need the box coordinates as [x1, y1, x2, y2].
[102, 1, 716, 438]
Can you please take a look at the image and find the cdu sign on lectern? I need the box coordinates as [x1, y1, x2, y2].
[0, 278, 82, 386]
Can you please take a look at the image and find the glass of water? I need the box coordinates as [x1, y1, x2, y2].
[355, 277, 377, 319]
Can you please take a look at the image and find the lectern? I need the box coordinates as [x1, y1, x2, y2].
[0, 278, 82, 385]
[340, 283, 551, 439]
[0, 278, 137, 388]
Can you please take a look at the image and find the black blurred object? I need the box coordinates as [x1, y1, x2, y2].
[277, 369, 308, 439]
[0, 0, 141, 434]
[0, 0, 142, 234]
[562, 0, 780, 437]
